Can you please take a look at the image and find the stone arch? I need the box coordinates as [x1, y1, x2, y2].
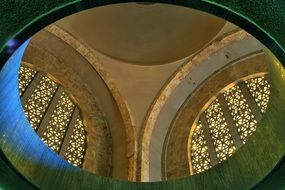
[23, 27, 136, 180]
[1, 1, 285, 189]
[139, 30, 261, 181]
[22, 38, 113, 177]
[164, 52, 269, 179]
[44, 24, 137, 180]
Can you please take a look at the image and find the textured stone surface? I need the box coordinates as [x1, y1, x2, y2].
[23, 37, 112, 176]
[44, 25, 136, 180]
[138, 30, 250, 181]
[165, 52, 268, 179]
[1, 0, 285, 189]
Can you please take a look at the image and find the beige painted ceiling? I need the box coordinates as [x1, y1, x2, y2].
[23, 2, 248, 182]
[56, 3, 225, 65]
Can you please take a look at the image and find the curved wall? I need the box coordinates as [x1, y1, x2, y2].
[1, 1, 285, 189]
[164, 52, 268, 179]
[143, 31, 263, 181]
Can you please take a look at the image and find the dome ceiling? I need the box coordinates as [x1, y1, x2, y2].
[15, 1, 266, 183]
[56, 3, 225, 65]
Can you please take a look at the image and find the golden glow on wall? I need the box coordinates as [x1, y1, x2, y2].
[205, 99, 236, 161]
[190, 74, 270, 175]
[191, 121, 211, 174]
[23, 76, 58, 130]
[245, 76, 270, 113]
[18, 65, 37, 96]
[42, 92, 75, 152]
[65, 116, 87, 166]
[224, 85, 257, 143]
[18, 64, 87, 167]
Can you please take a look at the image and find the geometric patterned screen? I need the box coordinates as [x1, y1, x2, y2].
[190, 74, 270, 175]
[18, 64, 87, 167]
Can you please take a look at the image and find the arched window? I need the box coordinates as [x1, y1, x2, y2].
[190, 74, 270, 174]
[18, 63, 87, 167]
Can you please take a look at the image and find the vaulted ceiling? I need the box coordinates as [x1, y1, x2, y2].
[2, 1, 285, 190]
[16, 2, 271, 183]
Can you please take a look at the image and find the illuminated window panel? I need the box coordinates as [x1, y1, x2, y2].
[224, 85, 257, 143]
[245, 76, 270, 113]
[18, 65, 37, 96]
[205, 99, 236, 161]
[19, 64, 88, 168]
[191, 121, 211, 174]
[42, 92, 75, 152]
[23, 76, 58, 129]
[64, 116, 87, 167]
